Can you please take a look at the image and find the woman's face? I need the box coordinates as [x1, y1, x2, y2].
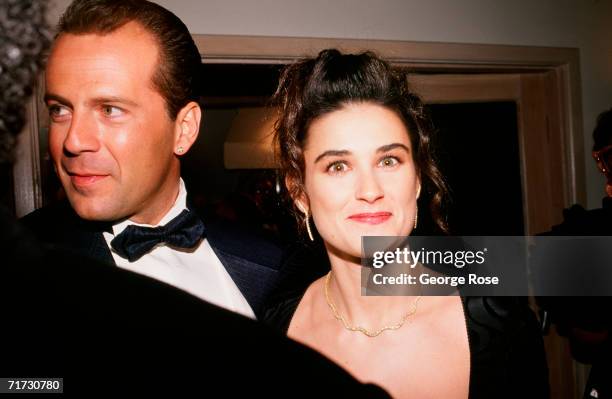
[301, 102, 420, 258]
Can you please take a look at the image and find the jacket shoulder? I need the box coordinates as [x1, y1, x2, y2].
[19, 202, 109, 256]
[205, 220, 285, 271]
[20, 201, 77, 237]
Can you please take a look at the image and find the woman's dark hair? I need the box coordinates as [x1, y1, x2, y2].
[273, 49, 449, 234]
[57, 0, 201, 120]
[0, 0, 51, 164]
[593, 107, 612, 152]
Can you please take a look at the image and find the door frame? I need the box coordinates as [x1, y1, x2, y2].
[192, 34, 584, 234]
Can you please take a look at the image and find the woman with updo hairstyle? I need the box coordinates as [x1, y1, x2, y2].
[264, 49, 549, 398]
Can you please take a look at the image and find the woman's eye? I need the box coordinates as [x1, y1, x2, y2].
[327, 161, 349, 174]
[379, 156, 399, 167]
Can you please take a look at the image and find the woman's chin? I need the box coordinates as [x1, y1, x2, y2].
[324, 240, 363, 263]
[353, 225, 408, 238]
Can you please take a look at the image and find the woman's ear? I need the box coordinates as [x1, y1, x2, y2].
[416, 180, 422, 199]
[285, 175, 309, 214]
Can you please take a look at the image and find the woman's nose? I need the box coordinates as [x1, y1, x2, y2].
[355, 169, 384, 203]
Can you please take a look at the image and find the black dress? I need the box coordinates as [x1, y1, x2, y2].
[264, 286, 550, 399]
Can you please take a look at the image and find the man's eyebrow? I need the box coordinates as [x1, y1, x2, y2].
[88, 96, 138, 107]
[43, 94, 139, 109]
[377, 143, 410, 154]
[314, 149, 351, 164]
[44, 93, 72, 108]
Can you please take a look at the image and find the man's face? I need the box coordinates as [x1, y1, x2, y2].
[45, 22, 181, 224]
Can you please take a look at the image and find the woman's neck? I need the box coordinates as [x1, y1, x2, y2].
[325, 248, 421, 331]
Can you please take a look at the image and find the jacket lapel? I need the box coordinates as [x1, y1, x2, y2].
[202, 217, 283, 317]
[208, 243, 279, 317]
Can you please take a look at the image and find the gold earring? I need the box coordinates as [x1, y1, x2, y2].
[177, 146, 184, 154]
[296, 202, 314, 241]
[305, 211, 314, 242]
[414, 204, 418, 230]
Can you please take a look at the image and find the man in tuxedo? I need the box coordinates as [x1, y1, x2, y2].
[2, 1, 390, 395]
[22, 0, 277, 318]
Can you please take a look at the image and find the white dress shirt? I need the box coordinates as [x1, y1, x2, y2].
[103, 179, 255, 319]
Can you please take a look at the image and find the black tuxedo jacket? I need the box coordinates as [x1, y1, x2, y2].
[21, 200, 286, 318]
[3, 205, 389, 397]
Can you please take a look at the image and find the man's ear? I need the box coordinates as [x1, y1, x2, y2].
[173, 101, 202, 156]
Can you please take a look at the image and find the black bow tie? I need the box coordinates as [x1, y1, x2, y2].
[110, 210, 205, 262]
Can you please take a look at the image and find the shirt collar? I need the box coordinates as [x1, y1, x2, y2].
[110, 178, 188, 236]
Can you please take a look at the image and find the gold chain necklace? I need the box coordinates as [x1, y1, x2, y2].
[324, 270, 422, 338]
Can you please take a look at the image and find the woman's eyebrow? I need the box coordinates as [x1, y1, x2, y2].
[377, 143, 410, 154]
[314, 149, 351, 164]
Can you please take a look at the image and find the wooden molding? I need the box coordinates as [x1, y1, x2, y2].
[193, 34, 584, 210]
[13, 93, 43, 217]
[407, 74, 521, 103]
[193, 34, 579, 67]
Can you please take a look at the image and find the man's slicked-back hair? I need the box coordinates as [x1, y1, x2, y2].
[57, 0, 201, 120]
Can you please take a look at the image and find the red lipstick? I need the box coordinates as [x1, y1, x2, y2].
[347, 212, 392, 225]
